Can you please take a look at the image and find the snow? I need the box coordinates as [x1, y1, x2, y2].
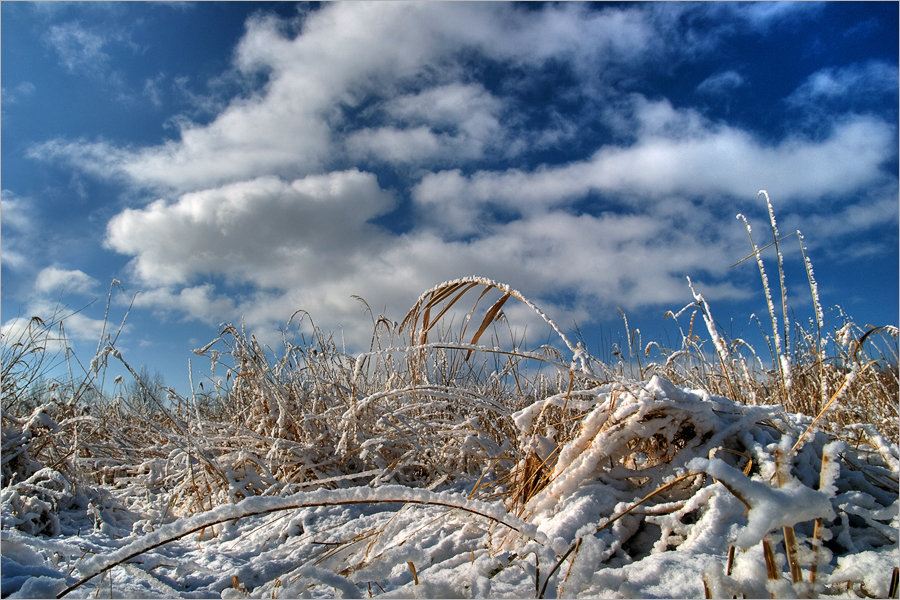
[827, 547, 899, 599]
[3, 375, 897, 599]
[686, 457, 835, 550]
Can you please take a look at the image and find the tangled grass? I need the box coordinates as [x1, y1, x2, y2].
[1, 196, 897, 598]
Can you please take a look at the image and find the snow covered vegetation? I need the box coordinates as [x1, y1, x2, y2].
[2, 202, 898, 599]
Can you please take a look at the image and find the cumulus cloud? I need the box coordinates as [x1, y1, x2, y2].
[413, 100, 895, 238]
[0, 265, 106, 348]
[21, 3, 898, 349]
[345, 83, 507, 164]
[1, 299, 107, 347]
[111, 193, 757, 350]
[1, 191, 33, 232]
[131, 285, 236, 324]
[2, 267, 112, 346]
[34, 267, 99, 296]
[27, 3, 670, 192]
[105, 170, 396, 287]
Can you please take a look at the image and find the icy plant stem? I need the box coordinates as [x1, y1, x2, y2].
[737, 211, 787, 403]
[762, 191, 791, 391]
[808, 440, 838, 587]
[798, 232, 827, 411]
[687, 277, 737, 402]
[809, 518, 823, 585]
[762, 536, 779, 598]
[773, 444, 803, 586]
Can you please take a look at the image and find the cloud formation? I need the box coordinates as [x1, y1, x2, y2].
[787, 61, 899, 107]
[22, 3, 898, 348]
[34, 267, 99, 296]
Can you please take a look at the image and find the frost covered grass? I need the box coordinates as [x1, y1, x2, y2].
[2, 198, 897, 598]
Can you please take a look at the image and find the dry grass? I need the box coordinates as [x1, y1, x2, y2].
[1, 195, 897, 598]
[3, 204, 896, 509]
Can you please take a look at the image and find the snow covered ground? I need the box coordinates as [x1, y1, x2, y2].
[3, 374, 897, 599]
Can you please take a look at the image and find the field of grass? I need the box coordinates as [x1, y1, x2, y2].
[2, 199, 897, 599]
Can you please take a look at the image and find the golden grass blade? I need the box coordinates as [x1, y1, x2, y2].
[421, 282, 481, 344]
[809, 518, 823, 585]
[762, 536, 779, 586]
[702, 573, 713, 599]
[459, 285, 499, 343]
[465, 292, 511, 361]
[561, 537, 582, 590]
[419, 304, 432, 346]
[773, 445, 803, 585]
[425, 281, 470, 310]
[783, 525, 803, 584]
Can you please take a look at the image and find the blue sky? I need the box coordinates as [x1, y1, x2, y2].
[2, 2, 898, 394]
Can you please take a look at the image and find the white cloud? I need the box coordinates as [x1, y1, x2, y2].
[345, 83, 508, 164]
[43, 21, 113, 75]
[27, 138, 133, 183]
[386, 84, 504, 129]
[105, 170, 396, 287]
[143, 73, 166, 108]
[696, 71, 745, 96]
[346, 126, 447, 165]
[1, 191, 33, 232]
[101, 162, 760, 348]
[27, 3, 667, 191]
[1, 82, 36, 104]
[1, 263, 106, 347]
[21, 3, 897, 350]
[34, 267, 100, 296]
[412, 100, 895, 240]
[1, 191, 37, 271]
[786, 61, 899, 107]
[115, 198, 757, 351]
[131, 285, 236, 323]
[1, 298, 108, 348]
[738, 2, 823, 30]
[39, 18, 146, 105]
[787, 189, 900, 250]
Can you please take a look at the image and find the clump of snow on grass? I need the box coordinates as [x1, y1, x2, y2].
[827, 547, 900, 598]
[687, 456, 835, 549]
